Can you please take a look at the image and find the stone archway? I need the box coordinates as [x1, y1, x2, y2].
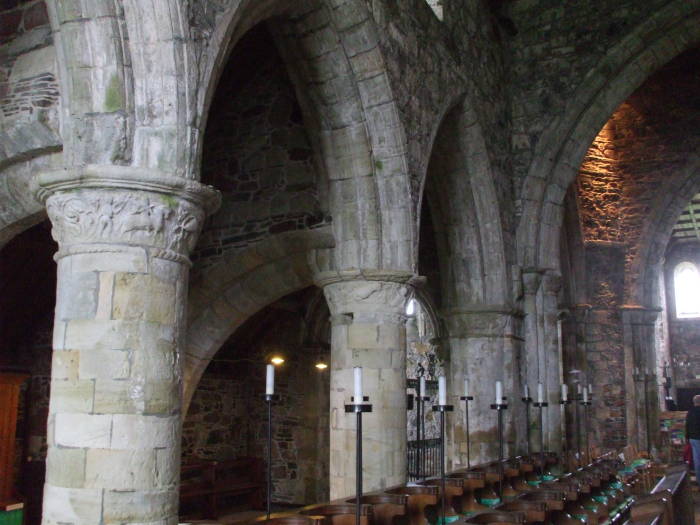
[517, 1, 700, 270]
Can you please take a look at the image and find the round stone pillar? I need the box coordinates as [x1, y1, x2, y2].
[36, 167, 219, 525]
[541, 272, 563, 452]
[321, 277, 411, 500]
[444, 308, 523, 467]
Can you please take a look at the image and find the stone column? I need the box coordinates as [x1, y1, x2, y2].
[541, 272, 563, 452]
[620, 306, 661, 453]
[36, 167, 219, 525]
[522, 270, 543, 453]
[322, 277, 411, 500]
[445, 307, 523, 467]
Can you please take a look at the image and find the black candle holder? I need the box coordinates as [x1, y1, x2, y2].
[521, 396, 532, 456]
[345, 397, 372, 525]
[432, 404, 454, 525]
[417, 394, 430, 479]
[264, 393, 280, 519]
[533, 401, 548, 478]
[490, 402, 508, 499]
[460, 395, 474, 468]
[580, 398, 592, 464]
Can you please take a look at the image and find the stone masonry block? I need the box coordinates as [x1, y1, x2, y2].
[51, 350, 79, 381]
[46, 448, 87, 488]
[110, 414, 177, 449]
[49, 379, 95, 414]
[112, 274, 176, 325]
[54, 413, 112, 448]
[79, 348, 130, 380]
[102, 489, 177, 523]
[42, 485, 103, 523]
[85, 449, 157, 490]
[56, 271, 98, 321]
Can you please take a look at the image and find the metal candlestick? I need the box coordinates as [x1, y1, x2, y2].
[417, 393, 430, 479]
[643, 373, 652, 456]
[265, 393, 280, 519]
[460, 395, 474, 468]
[533, 401, 548, 477]
[559, 398, 571, 467]
[521, 396, 533, 456]
[490, 401, 508, 499]
[432, 403, 454, 525]
[574, 392, 582, 465]
[581, 396, 591, 463]
[346, 396, 372, 525]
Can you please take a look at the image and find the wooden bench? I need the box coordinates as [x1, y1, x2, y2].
[180, 457, 264, 519]
[627, 464, 694, 525]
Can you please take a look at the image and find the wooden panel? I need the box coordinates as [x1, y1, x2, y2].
[0, 373, 29, 502]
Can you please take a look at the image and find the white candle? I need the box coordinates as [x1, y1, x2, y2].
[561, 384, 568, 402]
[420, 376, 426, 399]
[354, 366, 363, 401]
[537, 382, 544, 404]
[634, 367, 639, 377]
[438, 376, 447, 406]
[266, 364, 275, 395]
[583, 386, 588, 403]
[588, 383, 593, 396]
[577, 384, 582, 395]
[524, 384, 530, 399]
[464, 378, 470, 398]
[495, 381, 502, 406]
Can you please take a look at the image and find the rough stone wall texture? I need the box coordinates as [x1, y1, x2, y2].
[506, 0, 671, 191]
[0, 1, 57, 125]
[193, 24, 325, 269]
[664, 241, 700, 389]
[576, 47, 700, 299]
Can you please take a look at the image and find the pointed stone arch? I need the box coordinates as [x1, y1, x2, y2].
[517, 1, 700, 271]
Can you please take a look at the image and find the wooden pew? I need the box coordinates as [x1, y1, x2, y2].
[180, 457, 264, 519]
[384, 485, 439, 525]
[299, 503, 372, 525]
[345, 494, 409, 525]
[627, 464, 694, 525]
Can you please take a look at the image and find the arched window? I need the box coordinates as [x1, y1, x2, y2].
[674, 262, 700, 318]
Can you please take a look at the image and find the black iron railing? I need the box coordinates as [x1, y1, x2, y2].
[407, 438, 442, 481]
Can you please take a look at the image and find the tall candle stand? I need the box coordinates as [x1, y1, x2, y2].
[460, 394, 474, 468]
[581, 394, 591, 464]
[574, 390, 582, 466]
[265, 393, 280, 519]
[418, 391, 430, 479]
[559, 396, 571, 468]
[643, 372, 653, 456]
[490, 399, 508, 500]
[433, 401, 454, 525]
[346, 395, 372, 525]
[533, 399, 548, 478]
[521, 395, 532, 456]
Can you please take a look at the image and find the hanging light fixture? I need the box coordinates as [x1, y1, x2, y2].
[270, 355, 285, 365]
[315, 355, 328, 370]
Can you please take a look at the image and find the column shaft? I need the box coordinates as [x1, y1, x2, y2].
[323, 279, 410, 500]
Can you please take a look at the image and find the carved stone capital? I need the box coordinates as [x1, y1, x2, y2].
[619, 305, 661, 325]
[522, 269, 544, 295]
[542, 271, 563, 295]
[322, 279, 412, 318]
[35, 165, 221, 265]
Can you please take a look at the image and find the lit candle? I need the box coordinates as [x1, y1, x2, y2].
[583, 386, 588, 403]
[495, 381, 502, 406]
[524, 384, 530, 399]
[420, 376, 426, 399]
[354, 366, 363, 402]
[561, 383, 568, 402]
[438, 376, 447, 406]
[266, 364, 275, 395]
[537, 382, 544, 404]
[464, 378, 470, 398]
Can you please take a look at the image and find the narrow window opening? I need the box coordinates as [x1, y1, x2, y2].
[674, 261, 700, 318]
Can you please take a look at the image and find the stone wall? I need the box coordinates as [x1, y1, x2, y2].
[664, 241, 700, 390]
[193, 24, 325, 269]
